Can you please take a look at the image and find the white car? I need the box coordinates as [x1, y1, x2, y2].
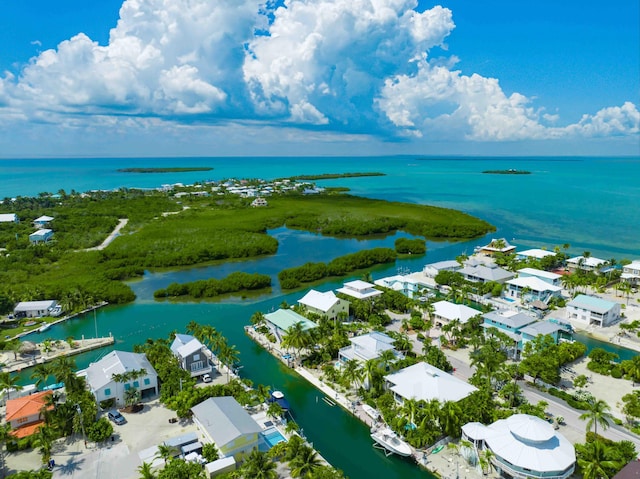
[202, 374, 212, 383]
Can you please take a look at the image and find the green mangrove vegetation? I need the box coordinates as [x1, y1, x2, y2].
[278, 248, 397, 289]
[117, 167, 213, 173]
[154, 272, 271, 299]
[394, 237, 426, 255]
[0, 185, 493, 313]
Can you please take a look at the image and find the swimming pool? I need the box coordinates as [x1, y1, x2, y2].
[262, 427, 287, 448]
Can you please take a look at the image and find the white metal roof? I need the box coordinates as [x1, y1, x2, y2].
[567, 256, 607, 268]
[298, 290, 340, 312]
[170, 334, 205, 358]
[517, 249, 556, 259]
[34, 215, 54, 222]
[385, 362, 477, 403]
[337, 280, 382, 299]
[0, 213, 18, 222]
[567, 294, 618, 314]
[469, 414, 575, 474]
[432, 300, 480, 323]
[507, 276, 562, 292]
[85, 350, 156, 391]
[29, 229, 52, 238]
[14, 300, 56, 312]
[192, 396, 262, 448]
[517, 267, 561, 281]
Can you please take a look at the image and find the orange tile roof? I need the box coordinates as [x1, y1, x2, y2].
[10, 420, 45, 439]
[5, 390, 53, 422]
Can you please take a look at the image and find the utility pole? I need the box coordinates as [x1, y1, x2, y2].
[76, 404, 86, 448]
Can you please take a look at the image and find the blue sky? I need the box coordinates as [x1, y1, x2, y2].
[0, 0, 638, 157]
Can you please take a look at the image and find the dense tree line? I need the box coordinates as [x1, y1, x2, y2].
[0, 187, 493, 311]
[394, 237, 426, 255]
[278, 248, 396, 289]
[154, 272, 271, 298]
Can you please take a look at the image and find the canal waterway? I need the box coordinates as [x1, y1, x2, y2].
[19, 228, 495, 479]
[9, 155, 639, 477]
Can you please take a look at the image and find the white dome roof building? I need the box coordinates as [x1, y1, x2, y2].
[462, 414, 575, 479]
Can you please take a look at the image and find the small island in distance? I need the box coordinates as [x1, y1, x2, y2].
[118, 167, 214, 173]
[482, 169, 531, 175]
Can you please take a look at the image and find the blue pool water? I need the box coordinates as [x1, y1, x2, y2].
[262, 428, 287, 448]
[504, 297, 515, 303]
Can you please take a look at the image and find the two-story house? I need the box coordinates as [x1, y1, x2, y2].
[297, 289, 349, 320]
[170, 333, 214, 378]
[5, 391, 53, 438]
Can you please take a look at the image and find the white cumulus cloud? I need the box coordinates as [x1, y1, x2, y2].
[0, 0, 637, 147]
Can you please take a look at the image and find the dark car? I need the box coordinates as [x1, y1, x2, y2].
[108, 410, 126, 425]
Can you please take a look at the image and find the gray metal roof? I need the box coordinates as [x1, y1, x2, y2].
[170, 334, 204, 358]
[191, 396, 262, 448]
[483, 311, 537, 329]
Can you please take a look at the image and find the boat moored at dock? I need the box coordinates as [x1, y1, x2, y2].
[371, 426, 412, 457]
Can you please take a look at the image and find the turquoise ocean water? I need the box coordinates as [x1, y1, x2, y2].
[2, 156, 638, 258]
[2, 155, 639, 478]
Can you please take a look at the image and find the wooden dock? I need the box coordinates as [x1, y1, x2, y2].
[2, 335, 115, 374]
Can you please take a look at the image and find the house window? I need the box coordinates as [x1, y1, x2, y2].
[144, 378, 150, 385]
[105, 388, 111, 396]
[133, 381, 139, 388]
[17, 417, 29, 424]
[124, 384, 131, 391]
[193, 353, 200, 361]
[191, 360, 204, 371]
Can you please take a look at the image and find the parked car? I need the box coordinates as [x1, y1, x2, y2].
[202, 374, 212, 383]
[108, 410, 126, 425]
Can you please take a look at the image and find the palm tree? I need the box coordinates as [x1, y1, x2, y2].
[578, 440, 622, 479]
[0, 422, 12, 475]
[579, 399, 613, 438]
[439, 400, 463, 437]
[267, 402, 284, 420]
[219, 343, 240, 380]
[242, 448, 277, 479]
[50, 356, 80, 392]
[137, 461, 157, 479]
[31, 363, 53, 390]
[290, 445, 323, 478]
[341, 359, 363, 391]
[0, 372, 23, 401]
[362, 358, 382, 392]
[32, 424, 56, 464]
[401, 398, 420, 427]
[377, 349, 397, 372]
[281, 321, 311, 361]
[154, 443, 174, 465]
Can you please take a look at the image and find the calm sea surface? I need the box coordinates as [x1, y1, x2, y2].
[4, 155, 639, 479]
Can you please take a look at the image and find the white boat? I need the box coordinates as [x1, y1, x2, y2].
[362, 404, 381, 421]
[39, 324, 51, 332]
[370, 427, 412, 457]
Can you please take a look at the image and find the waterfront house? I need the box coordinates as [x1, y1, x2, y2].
[264, 309, 317, 342]
[84, 350, 158, 406]
[13, 300, 60, 318]
[566, 294, 620, 327]
[520, 320, 573, 346]
[0, 213, 19, 223]
[482, 311, 572, 356]
[384, 362, 477, 405]
[459, 263, 515, 284]
[33, 215, 54, 229]
[566, 256, 607, 274]
[423, 260, 461, 278]
[612, 460, 640, 479]
[517, 267, 562, 286]
[475, 238, 516, 257]
[336, 280, 383, 300]
[621, 260, 640, 285]
[515, 248, 557, 261]
[191, 396, 262, 461]
[462, 414, 575, 479]
[431, 300, 481, 327]
[170, 334, 214, 378]
[29, 229, 53, 244]
[481, 311, 538, 357]
[297, 289, 349, 320]
[505, 276, 562, 303]
[338, 332, 403, 366]
[5, 391, 53, 439]
[374, 274, 420, 298]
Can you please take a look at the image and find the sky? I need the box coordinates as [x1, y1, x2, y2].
[0, 0, 638, 158]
